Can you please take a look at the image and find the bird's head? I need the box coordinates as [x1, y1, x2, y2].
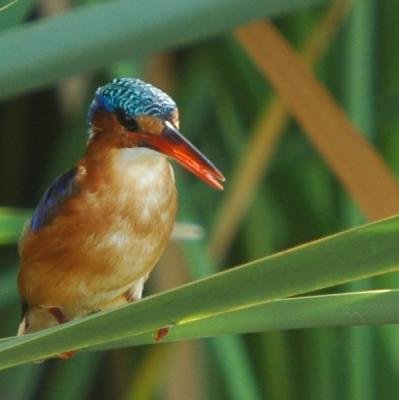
[88, 78, 224, 190]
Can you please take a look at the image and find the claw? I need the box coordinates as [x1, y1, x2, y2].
[58, 350, 76, 360]
[47, 306, 68, 324]
[124, 291, 137, 303]
[154, 326, 170, 342]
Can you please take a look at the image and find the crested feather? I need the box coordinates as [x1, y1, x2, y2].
[88, 78, 177, 124]
[30, 167, 79, 232]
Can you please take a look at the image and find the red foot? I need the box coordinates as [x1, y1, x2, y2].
[58, 350, 76, 360]
[154, 326, 170, 342]
[48, 306, 68, 324]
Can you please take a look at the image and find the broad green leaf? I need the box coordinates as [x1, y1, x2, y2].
[0, 208, 30, 245]
[0, 214, 399, 370]
[0, 0, 328, 100]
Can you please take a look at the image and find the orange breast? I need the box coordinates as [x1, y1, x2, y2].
[18, 149, 177, 318]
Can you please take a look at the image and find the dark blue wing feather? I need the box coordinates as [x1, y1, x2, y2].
[30, 167, 79, 232]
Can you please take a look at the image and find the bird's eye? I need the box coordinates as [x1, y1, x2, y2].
[116, 111, 139, 131]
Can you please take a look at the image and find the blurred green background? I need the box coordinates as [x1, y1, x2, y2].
[1, 0, 399, 399]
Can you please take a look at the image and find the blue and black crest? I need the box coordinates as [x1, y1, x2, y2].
[88, 78, 177, 124]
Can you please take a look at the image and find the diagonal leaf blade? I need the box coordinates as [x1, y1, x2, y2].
[96, 289, 399, 351]
[0, 214, 399, 369]
[235, 21, 399, 220]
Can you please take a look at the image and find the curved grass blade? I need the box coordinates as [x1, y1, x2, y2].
[97, 289, 399, 351]
[0, 214, 398, 369]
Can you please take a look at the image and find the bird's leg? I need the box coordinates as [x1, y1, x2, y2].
[47, 307, 76, 360]
[124, 276, 147, 303]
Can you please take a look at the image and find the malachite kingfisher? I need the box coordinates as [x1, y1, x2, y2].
[17, 78, 225, 355]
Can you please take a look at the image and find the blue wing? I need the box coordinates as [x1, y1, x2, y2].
[30, 167, 80, 232]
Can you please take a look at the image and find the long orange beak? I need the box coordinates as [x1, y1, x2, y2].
[137, 121, 225, 190]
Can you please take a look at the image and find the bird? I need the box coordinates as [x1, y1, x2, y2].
[17, 78, 225, 355]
